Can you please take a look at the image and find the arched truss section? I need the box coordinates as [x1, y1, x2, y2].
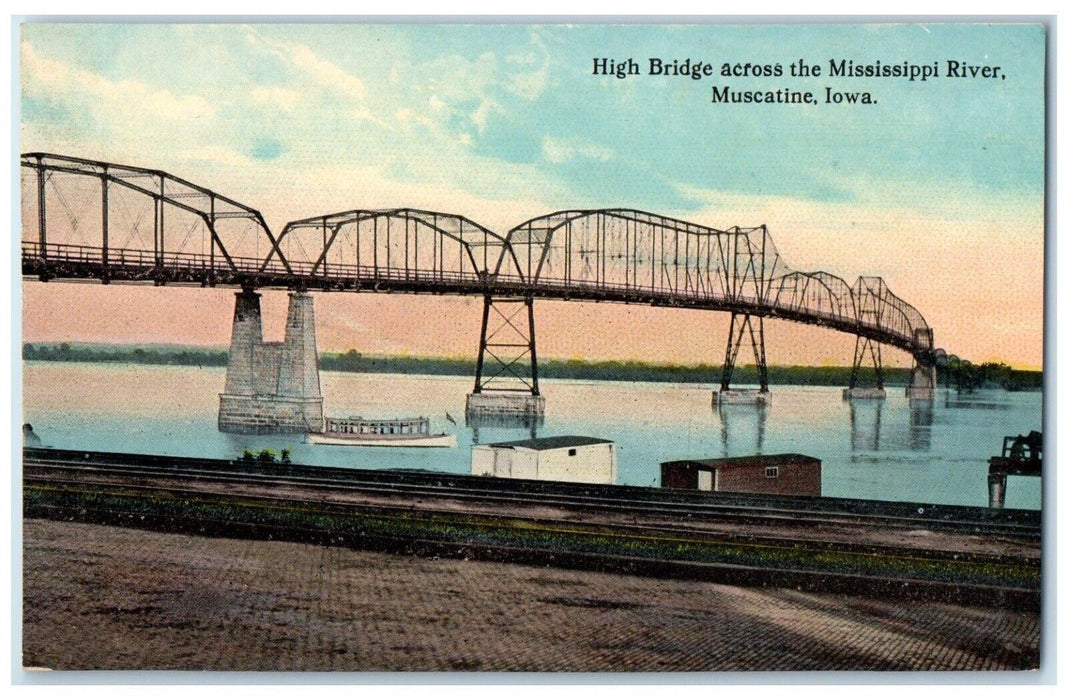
[273, 208, 520, 287]
[499, 208, 931, 354]
[499, 209, 782, 303]
[769, 271, 855, 326]
[20, 153, 285, 281]
[852, 276, 933, 352]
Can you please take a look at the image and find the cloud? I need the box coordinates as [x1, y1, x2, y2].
[504, 28, 551, 100]
[470, 98, 503, 132]
[250, 85, 303, 111]
[21, 40, 215, 123]
[541, 136, 614, 164]
[244, 28, 366, 101]
[174, 146, 254, 168]
[285, 43, 367, 99]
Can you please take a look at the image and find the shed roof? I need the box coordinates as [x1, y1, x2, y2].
[662, 454, 820, 469]
[486, 435, 613, 451]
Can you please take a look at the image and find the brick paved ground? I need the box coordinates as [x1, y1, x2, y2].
[21, 518, 1040, 672]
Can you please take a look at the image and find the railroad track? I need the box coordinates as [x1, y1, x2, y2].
[24, 447, 1041, 539]
[23, 448, 1042, 607]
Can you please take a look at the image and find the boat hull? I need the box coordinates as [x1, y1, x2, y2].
[306, 432, 457, 448]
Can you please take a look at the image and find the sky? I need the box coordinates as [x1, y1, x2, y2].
[18, 22, 1047, 369]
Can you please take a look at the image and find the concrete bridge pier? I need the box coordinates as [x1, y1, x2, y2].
[218, 289, 324, 434]
[906, 362, 937, 401]
[905, 329, 937, 401]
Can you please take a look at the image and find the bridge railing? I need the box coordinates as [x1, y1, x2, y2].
[491, 273, 915, 347]
[23, 238, 929, 353]
[23, 240, 925, 351]
[22, 241, 489, 288]
[23, 242, 279, 275]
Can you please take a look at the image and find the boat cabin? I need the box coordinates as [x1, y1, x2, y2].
[325, 416, 431, 436]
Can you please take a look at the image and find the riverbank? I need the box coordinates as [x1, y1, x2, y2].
[21, 448, 1043, 671]
[20, 342, 1045, 389]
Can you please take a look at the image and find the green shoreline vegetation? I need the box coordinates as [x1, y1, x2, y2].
[22, 342, 1042, 391]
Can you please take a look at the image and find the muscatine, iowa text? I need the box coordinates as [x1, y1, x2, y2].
[709, 86, 874, 105]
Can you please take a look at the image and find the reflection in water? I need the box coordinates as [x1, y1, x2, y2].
[716, 403, 767, 456]
[849, 399, 884, 452]
[848, 398, 932, 453]
[944, 390, 1012, 411]
[23, 363, 1043, 509]
[909, 400, 933, 451]
[467, 412, 545, 445]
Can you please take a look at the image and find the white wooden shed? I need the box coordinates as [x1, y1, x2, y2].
[471, 435, 617, 485]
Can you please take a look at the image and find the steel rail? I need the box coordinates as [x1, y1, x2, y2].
[23, 476, 1038, 573]
[23, 452, 1040, 539]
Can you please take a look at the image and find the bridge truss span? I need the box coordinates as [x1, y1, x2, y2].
[498, 208, 932, 358]
[21, 153, 284, 285]
[20, 153, 939, 409]
[269, 208, 521, 293]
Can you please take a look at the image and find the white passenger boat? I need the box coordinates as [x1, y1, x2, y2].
[307, 416, 456, 448]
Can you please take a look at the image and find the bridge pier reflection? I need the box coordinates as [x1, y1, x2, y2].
[467, 412, 544, 445]
[908, 400, 933, 451]
[849, 398, 884, 451]
[848, 396, 932, 453]
[716, 403, 767, 457]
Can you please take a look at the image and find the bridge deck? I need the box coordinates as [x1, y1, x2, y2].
[22, 241, 930, 356]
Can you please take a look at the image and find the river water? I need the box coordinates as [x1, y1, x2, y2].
[21, 362, 1043, 510]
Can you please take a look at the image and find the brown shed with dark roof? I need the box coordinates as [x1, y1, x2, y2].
[660, 454, 821, 497]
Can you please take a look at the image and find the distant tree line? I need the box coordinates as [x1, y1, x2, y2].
[939, 358, 1041, 393]
[23, 343, 228, 367]
[22, 343, 1042, 390]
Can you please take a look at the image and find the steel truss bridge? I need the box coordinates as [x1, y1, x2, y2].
[20, 153, 938, 397]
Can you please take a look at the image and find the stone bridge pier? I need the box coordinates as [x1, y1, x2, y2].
[906, 361, 937, 401]
[905, 329, 937, 401]
[218, 289, 324, 434]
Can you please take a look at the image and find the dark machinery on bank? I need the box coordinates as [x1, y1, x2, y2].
[988, 431, 1042, 509]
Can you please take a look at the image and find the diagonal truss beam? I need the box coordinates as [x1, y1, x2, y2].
[720, 312, 768, 392]
[472, 295, 540, 396]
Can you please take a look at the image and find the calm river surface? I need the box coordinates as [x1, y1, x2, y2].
[22, 362, 1043, 510]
